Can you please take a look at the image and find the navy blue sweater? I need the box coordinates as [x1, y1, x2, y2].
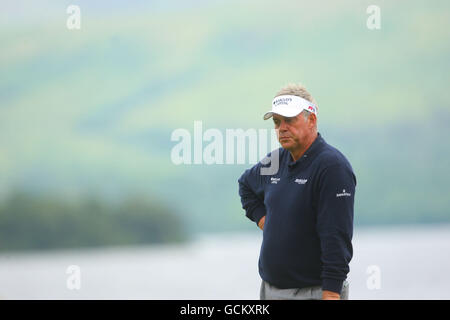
[238, 132, 356, 294]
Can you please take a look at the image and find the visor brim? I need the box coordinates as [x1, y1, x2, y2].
[263, 110, 302, 120]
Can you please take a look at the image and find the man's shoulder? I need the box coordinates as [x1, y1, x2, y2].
[313, 142, 357, 186]
[316, 141, 353, 172]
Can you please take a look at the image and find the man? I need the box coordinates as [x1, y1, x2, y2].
[238, 83, 356, 300]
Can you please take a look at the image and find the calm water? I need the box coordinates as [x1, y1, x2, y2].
[1, 224, 449, 300]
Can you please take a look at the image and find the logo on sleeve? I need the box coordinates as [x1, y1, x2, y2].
[336, 189, 352, 197]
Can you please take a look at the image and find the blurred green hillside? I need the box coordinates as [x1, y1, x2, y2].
[1, 0, 450, 242]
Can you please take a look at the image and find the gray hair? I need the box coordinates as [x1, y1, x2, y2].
[275, 83, 318, 123]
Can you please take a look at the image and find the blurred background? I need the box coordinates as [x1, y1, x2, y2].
[0, 0, 449, 299]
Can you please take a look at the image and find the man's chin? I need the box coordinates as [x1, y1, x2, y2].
[280, 140, 294, 149]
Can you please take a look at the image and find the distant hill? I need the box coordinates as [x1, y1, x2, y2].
[1, 0, 449, 235]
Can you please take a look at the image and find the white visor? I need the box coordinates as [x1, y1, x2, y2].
[263, 95, 318, 120]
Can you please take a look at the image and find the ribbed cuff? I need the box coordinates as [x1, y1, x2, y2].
[251, 205, 266, 226]
[322, 278, 344, 294]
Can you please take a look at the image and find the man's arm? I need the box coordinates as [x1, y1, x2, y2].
[316, 163, 356, 299]
[238, 163, 266, 228]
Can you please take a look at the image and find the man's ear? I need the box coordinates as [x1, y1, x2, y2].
[308, 113, 317, 129]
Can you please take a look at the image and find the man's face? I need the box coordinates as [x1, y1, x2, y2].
[272, 113, 314, 151]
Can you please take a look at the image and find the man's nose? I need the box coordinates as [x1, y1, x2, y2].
[278, 120, 288, 132]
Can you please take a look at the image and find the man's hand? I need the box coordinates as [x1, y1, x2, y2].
[322, 290, 340, 300]
[258, 216, 265, 230]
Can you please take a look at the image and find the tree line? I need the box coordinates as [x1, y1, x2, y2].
[0, 192, 188, 252]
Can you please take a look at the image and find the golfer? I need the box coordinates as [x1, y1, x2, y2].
[238, 83, 356, 300]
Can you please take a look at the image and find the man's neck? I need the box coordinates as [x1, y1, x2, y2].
[290, 132, 318, 162]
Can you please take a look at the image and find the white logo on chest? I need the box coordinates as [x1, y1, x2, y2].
[271, 177, 281, 184]
[294, 178, 308, 185]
